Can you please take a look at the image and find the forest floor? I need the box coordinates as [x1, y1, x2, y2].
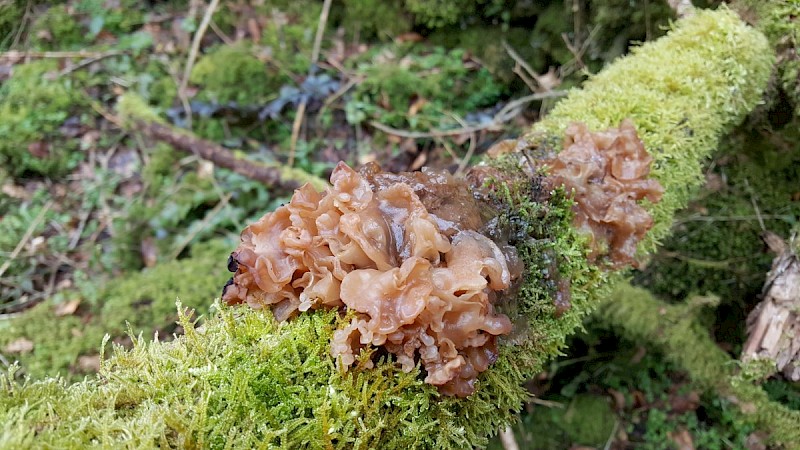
[1, 1, 799, 448]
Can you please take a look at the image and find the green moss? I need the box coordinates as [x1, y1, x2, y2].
[634, 126, 800, 311]
[597, 283, 800, 447]
[735, 0, 800, 113]
[0, 61, 87, 177]
[348, 45, 505, 129]
[0, 9, 774, 449]
[0, 1, 24, 49]
[189, 44, 282, 104]
[591, 0, 674, 59]
[29, 5, 87, 50]
[0, 240, 229, 381]
[342, 0, 412, 40]
[403, 0, 479, 28]
[257, 2, 321, 75]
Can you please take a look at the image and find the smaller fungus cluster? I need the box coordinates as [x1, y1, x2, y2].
[543, 120, 664, 266]
[223, 162, 520, 397]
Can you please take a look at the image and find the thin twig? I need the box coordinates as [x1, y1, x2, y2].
[131, 119, 305, 190]
[310, 0, 333, 66]
[0, 50, 124, 60]
[499, 426, 520, 450]
[319, 75, 365, 116]
[0, 201, 54, 279]
[288, 101, 307, 167]
[89, 99, 125, 128]
[448, 113, 476, 176]
[68, 208, 92, 250]
[180, 0, 222, 129]
[369, 91, 566, 139]
[529, 397, 566, 408]
[289, 0, 333, 167]
[10, 0, 32, 48]
[744, 179, 767, 232]
[502, 40, 551, 93]
[170, 193, 232, 259]
[58, 52, 124, 76]
[209, 19, 235, 45]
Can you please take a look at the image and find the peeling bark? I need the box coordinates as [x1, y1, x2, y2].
[742, 232, 800, 380]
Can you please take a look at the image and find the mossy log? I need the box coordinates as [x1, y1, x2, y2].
[0, 8, 774, 449]
[598, 282, 800, 448]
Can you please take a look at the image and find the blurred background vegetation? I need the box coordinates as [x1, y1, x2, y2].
[0, 0, 798, 448]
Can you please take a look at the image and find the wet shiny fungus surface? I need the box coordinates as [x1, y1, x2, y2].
[543, 119, 664, 267]
[223, 162, 520, 397]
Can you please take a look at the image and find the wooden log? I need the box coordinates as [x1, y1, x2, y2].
[742, 232, 800, 380]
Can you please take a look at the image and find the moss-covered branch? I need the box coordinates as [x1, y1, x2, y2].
[117, 94, 329, 192]
[0, 7, 774, 449]
[597, 283, 800, 447]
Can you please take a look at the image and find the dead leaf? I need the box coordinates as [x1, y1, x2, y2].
[487, 139, 518, 158]
[28, 141, 50, 159]
[4, 337, 34, 354]
[408, 97, 428, 117]
[54, 299, 82, 317]
[2, 183, 30, 200]
[668, 428, 695, 450]
[409, 151, 427, 171]
[704, 172, 725, 192]
[141, 237, 158, 268]
[77, 354, 101, 373]
[745, 432, 767, 450]
[247, 17, 261, 43]
[607, 388, 626, 411]
[670, 390, 700, 414]
[395, 32, 423, 43]
[537, 67, 562, 92]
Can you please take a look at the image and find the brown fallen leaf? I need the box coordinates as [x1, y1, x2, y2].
[28, 141, 50, 159]
[54, 299, 81, 317]
[4, 337, 34, 354]
[607, 388, 626, 411]
[668, 427, 695, 450]
[408, 97, 428, 117]
[77, 354, 101, 373]
[141, 236, 158, 268]
[670, 390, 701, 414]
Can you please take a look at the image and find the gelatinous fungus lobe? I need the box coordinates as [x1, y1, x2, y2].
[542, 119, 664, 267]
[223, 162, 520, 397]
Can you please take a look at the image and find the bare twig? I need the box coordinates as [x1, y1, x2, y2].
[0, 50, 125, 60]
[89, 99, 126, 128]
[288, 101, 307, 167]
[68, 208, 92, 250]
[131, 120, 303, 190]
[744, 179, 767, 232]
[289, 0, 333, 167]
[502, 40, 551, 93]
[209, 19, 235, 46]
[499, 426, 520, 450]
[310, 0, 333, 66]
[369, 91, 566, 139]
[58, 52, 125, 76]
[10, 0, 32, 48]
[0, 201, 54, 279]
[170, 193, 232, 259]
[180, 0, 222, 130]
